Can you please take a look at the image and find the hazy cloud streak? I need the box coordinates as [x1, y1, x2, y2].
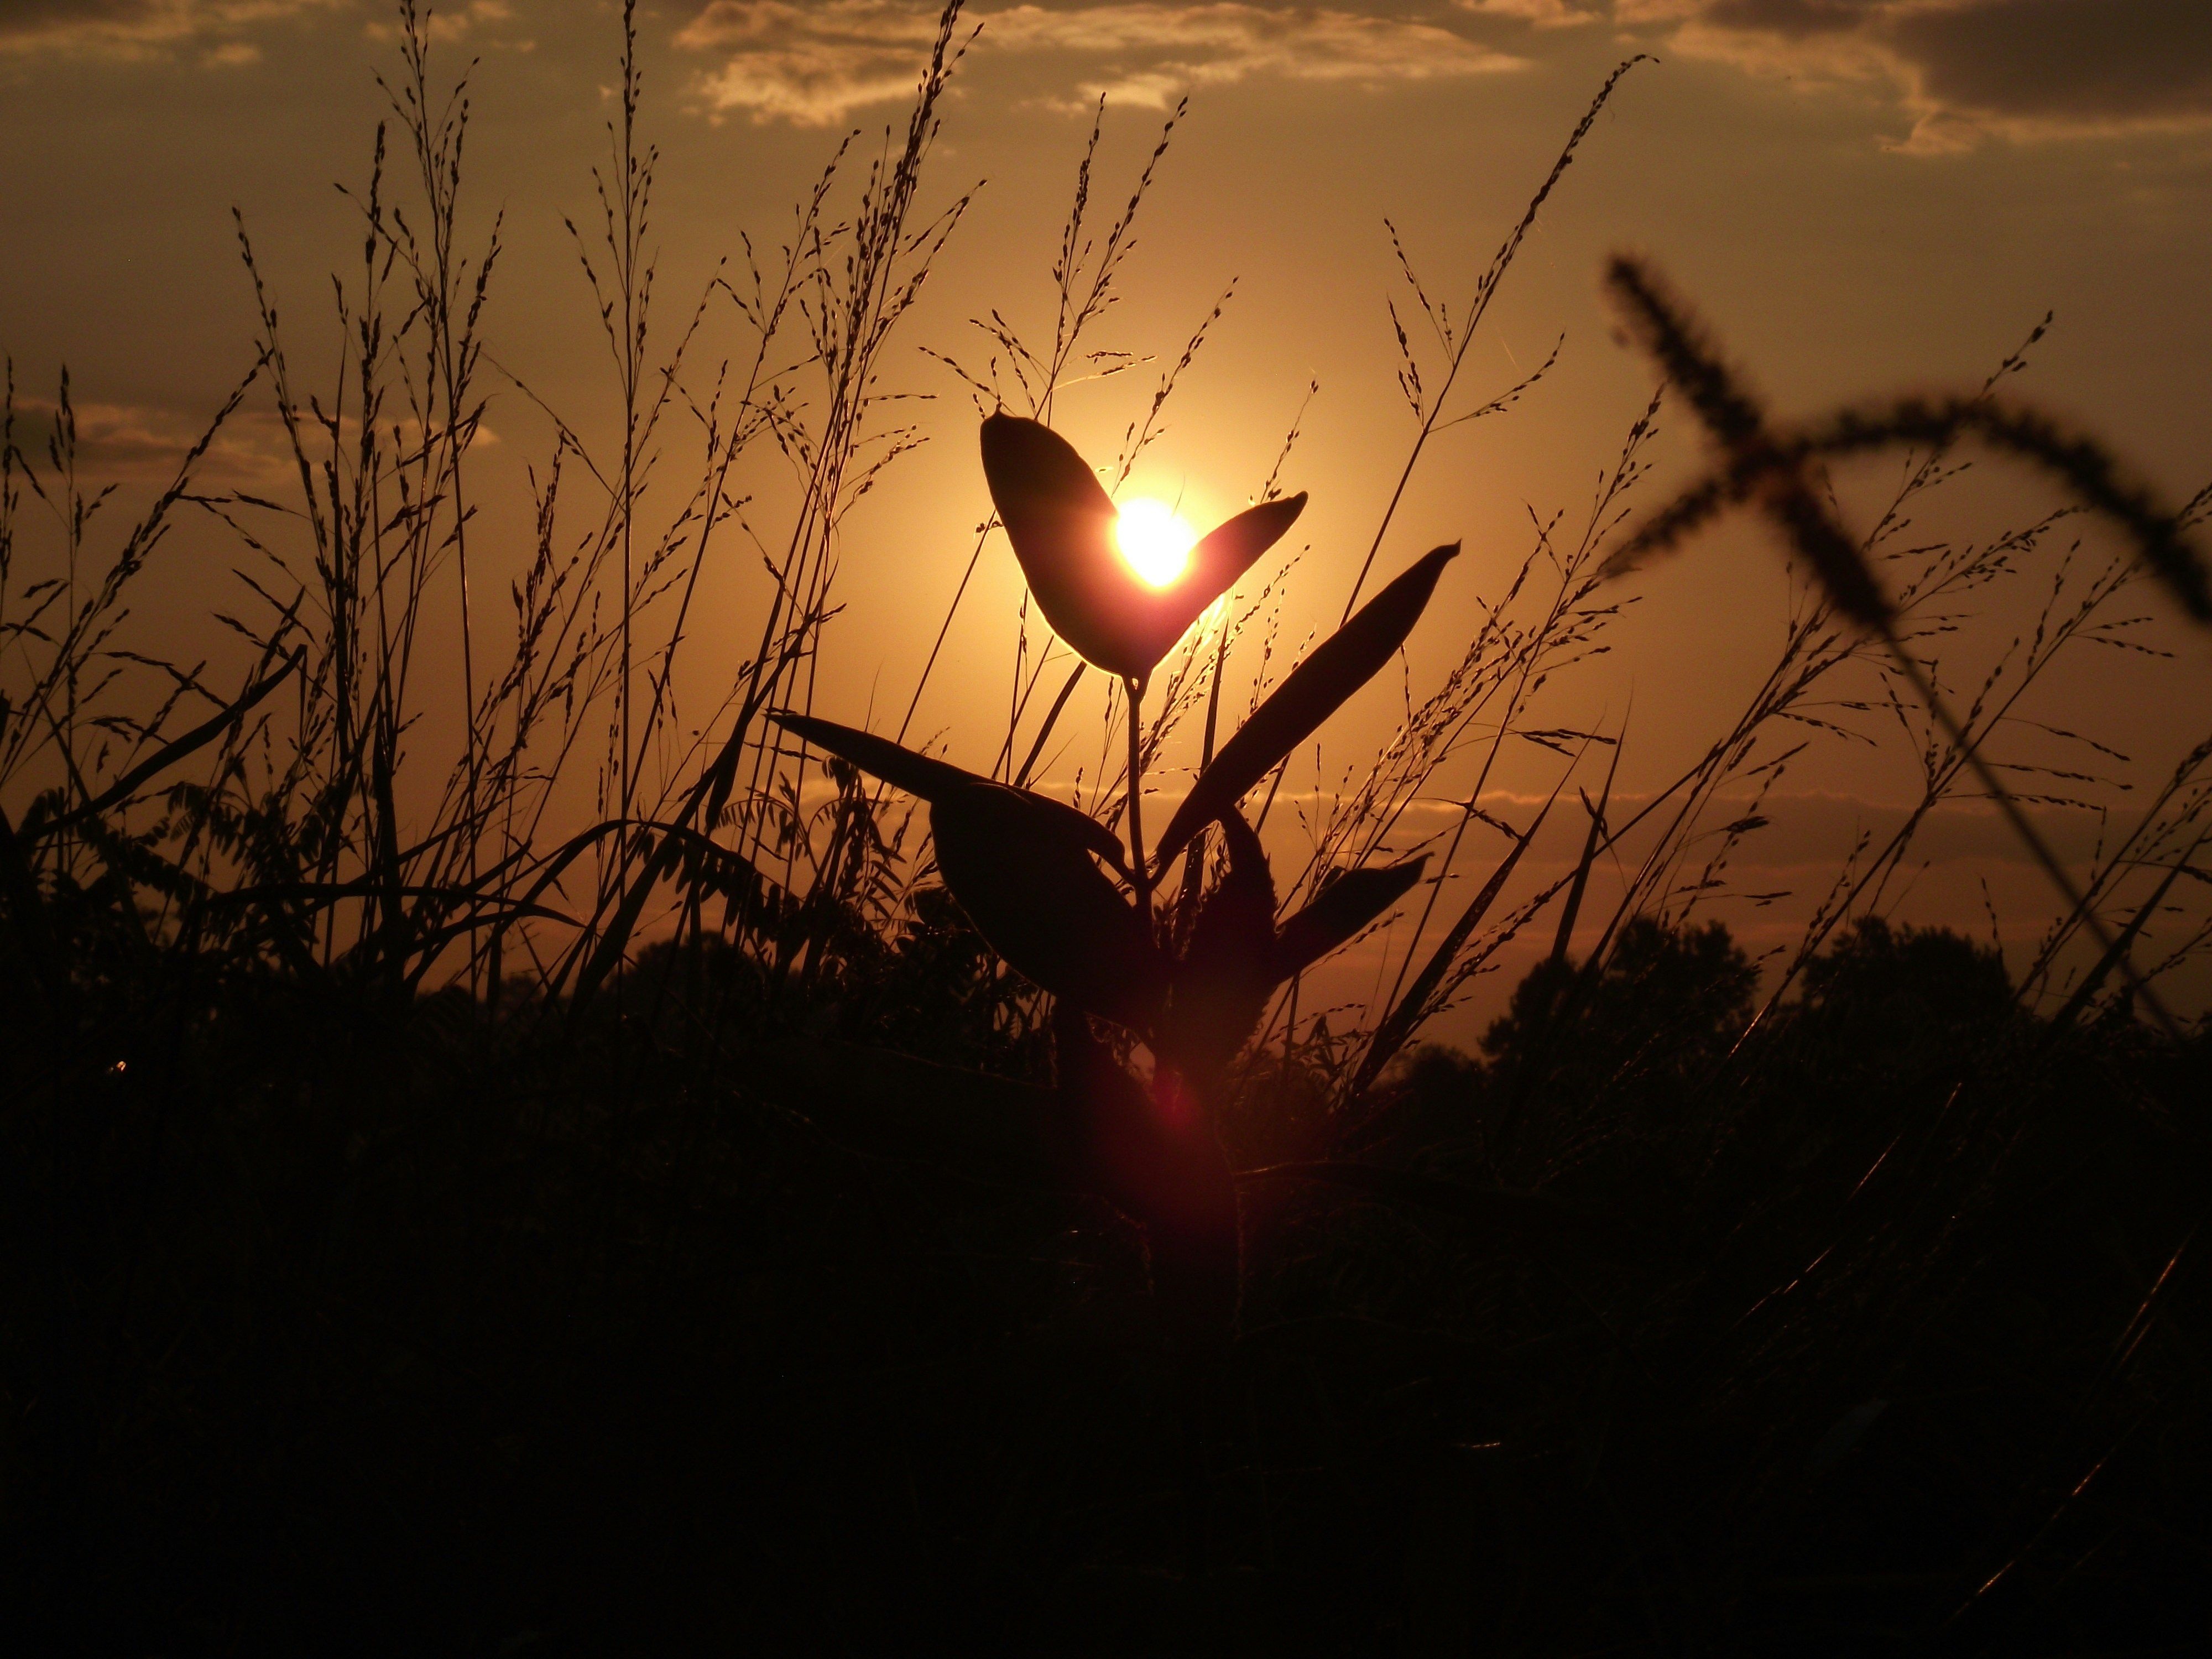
[0, 0, 345, 62]
[14, 397, 498, 489]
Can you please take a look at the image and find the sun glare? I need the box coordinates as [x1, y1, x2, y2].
[1113, 498, 1198, 589]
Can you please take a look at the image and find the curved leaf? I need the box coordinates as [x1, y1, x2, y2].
[931, 780, 1167, 1030]
[771, 710, 972, 800]
[980, 413, 1136, 677]
[1124, 493, 1306, 677]
[1274, 855, 1428, 979]
[981, 414, 1306, 685]
[772, 709, 1128, 876]
[1352, 789, 1558, 1097]
[1157, 806, 1278, 1080]
[1154, 542, 1459, 864]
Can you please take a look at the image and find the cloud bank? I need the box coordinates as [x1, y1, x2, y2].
[674, 0, 2212, 143]
[1622, 0, 2212, 149]
[674, 2, 1528, 126]
[9, 0, 2199, 147]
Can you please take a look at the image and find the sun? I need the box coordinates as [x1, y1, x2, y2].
[1113, 497, 1198, 589]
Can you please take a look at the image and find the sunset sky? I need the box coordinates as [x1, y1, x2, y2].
[6, 1, 2211, 1027]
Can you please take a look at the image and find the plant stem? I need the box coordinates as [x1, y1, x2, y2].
[1877, 623, 2183, 1041]
[1125, 675, 1151, 923]
[1340, 55, 1645, 623]
[1015, 660, 1087, 789]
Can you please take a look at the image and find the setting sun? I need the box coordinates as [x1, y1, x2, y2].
[1112, 497, 1199, 589]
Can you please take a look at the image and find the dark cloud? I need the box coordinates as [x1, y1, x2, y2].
[1639, 1, 2212, 144]
[11, 398, 307, 487]
[1892, 0, 2212, 125]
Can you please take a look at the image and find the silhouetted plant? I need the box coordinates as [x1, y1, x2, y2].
[776, 414, 1448, 1334]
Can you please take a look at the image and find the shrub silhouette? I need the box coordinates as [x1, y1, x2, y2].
[1469, 917, 1760, 1213]
[1480, 916, 1758, 1099]
[1794, 914, 2015, 1046]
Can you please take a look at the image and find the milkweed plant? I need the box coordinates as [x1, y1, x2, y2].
[774, 414, 1457, 1337]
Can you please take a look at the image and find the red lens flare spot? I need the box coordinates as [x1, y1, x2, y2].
[1151, 1065, 1197, 1129]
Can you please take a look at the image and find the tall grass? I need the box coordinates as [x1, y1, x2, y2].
[3, 4, 2209, 1649]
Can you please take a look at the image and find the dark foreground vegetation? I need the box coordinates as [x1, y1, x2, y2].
[6, 910, 2208, 1653]
[7, 4, 2212, 1652]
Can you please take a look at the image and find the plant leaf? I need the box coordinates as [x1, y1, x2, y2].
[980, 413, 1136, 677]
[931, 780, 1167, 1030]
[772, 710, 1128, 875]
[1157, 805, 1278, 1080]
[771, 710, 972, 799]
[981, 413, 1306, 685]
[1352, 787, 1559, 1097]
[1124, 493, 1306, 677]
[1274, 856, 1428, 980]
[1154, 542, 1458, 864]
[45, 648, 302, 834]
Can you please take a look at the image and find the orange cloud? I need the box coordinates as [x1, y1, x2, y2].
[675, 2, 1528, 125]
[1456, 0, 1605, 25]
[1, 0, 528, 61]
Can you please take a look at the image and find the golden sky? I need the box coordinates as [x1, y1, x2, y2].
[6, 1, 2211, 1030]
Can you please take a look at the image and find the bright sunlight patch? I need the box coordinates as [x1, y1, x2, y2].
[1113, 497, 1198, 589]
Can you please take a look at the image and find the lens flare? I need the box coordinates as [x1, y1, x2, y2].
[1113, 498, 1198, 589]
